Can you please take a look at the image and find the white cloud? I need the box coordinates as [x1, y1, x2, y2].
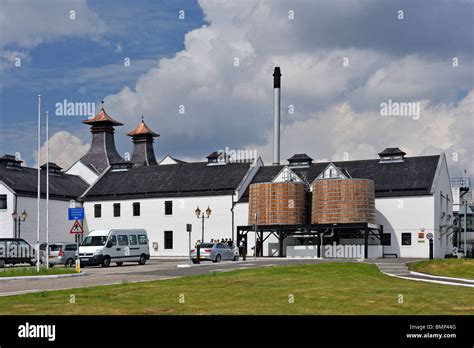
[249, 90, 474, 177]
[0, 0, 104, 49]
[98, 0, 472, 176]
[34, 131, 90, 170]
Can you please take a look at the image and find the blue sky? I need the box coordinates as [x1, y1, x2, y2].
[0, 0, 472, 178]
[0, 0, 205, 165]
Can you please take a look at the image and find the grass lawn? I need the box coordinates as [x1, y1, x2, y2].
[0, 262, 473, 315]
[0, 266, 76, 277]
[408, 259, 474, 280]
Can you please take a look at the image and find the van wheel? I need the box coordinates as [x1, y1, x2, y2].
[116, 262, 123, 266]
[233, 255, 239, 261]
[192, 259, 198, 264]
[101, 256, 111, 267]
[138, 254, 147, 265]
[65, 258, 74, 267]
[214, 254, 222, 263]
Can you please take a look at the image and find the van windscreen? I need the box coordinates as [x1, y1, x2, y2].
[82, 236, 107, 246]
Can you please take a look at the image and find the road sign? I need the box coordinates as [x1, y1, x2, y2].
[70, 220, 84, 234]
[68, 207, 84, 221]
[186, 224, 192, 233]
[426, 232, 433, 240]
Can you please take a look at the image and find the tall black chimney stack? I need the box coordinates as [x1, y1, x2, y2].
[273, 67, 282, 165]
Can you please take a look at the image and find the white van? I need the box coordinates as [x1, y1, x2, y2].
[79, 229, 150, 267]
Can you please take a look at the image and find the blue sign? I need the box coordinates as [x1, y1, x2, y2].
[68, 207, 84, 221]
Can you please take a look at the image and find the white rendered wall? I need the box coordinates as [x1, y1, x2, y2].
[376, 196, 434, 258]
[84, 195, 237, 257]
[0, 183, 15, 238]
[11, 196, 79, 245]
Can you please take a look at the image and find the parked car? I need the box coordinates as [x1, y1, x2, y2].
[40, 242, 77, 267]
[0, 238, 35, 267]
[79, 229, 150, 267]
[190, 242, 239, 263]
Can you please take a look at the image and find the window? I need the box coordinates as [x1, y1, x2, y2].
[65, 244, 77, 251]
[117, 235, 128, 246]
[381, 233, 391, 246]
[82, 236, 107, 246]
[94, 204, 101, 218]
[133, 202, 140, 216]
[0, 194, 6, 209]
[401, 233, 412, 246]
[165, 201, 173, 215]
[129, 235, 137, 245]
[113, 203, 121, 217]
[108, 235, 117, 247]
[138, 235, 147, 245]
[164, 231, 173, 249]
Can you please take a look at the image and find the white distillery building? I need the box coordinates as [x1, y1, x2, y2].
[72, 104, 453, 259]
[0, 155, 88, 244]
[1, 69, 454, 259]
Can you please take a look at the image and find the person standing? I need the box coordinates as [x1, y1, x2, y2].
[195, 240, 201, 264]
[239, 240, 247, 261]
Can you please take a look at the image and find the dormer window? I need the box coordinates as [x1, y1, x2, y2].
[0, 154, 23, 168]
[206, 151, 229, 165]
[378, 147, 406, 163]
[110, 160, 133, 171]
[316, 163, 350, 180]
[272, 166, 302, 183]
[287, 153, 313, 168]
[40, 162, 63, 175]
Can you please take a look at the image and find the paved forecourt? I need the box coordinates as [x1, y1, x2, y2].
[0, 258, 338, 296]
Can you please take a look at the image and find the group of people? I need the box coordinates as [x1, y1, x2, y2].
[194, 238, 234, 248]
[209, 238, 233, 248]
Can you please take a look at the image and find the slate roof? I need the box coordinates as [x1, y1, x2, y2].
[40, 162, 62, 170]
[83, 162, 252, 201]
[239, 155, 441, 201]
[378, 147, 406, 156]
[0, 162, 89, 200]
[287, 153, 313, 162]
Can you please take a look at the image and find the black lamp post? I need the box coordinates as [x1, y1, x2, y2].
[12, 210, 28, 238]
[195, 206, 212, 242]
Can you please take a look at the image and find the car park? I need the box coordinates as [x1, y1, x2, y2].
[0, 238, 35, 267]
[190, 242, 238, 263]
[79, 229, 150, 267]
[40, 242, 78, 267]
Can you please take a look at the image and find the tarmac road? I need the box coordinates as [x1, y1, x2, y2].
[0, 258, 339, 297]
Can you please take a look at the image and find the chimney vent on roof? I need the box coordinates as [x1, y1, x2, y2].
[287, 153, 313, 168]
[273, 66, 282, 165]
[127, 117, 159, 167]
[207, 151, 230, 165]
[378, 147, 406, 163]
[0, 154, 23, 168]
[40, 162, 62, 175]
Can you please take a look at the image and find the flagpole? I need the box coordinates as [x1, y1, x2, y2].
[36, 95, 41, 272]
[45, 111, 49, 269]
